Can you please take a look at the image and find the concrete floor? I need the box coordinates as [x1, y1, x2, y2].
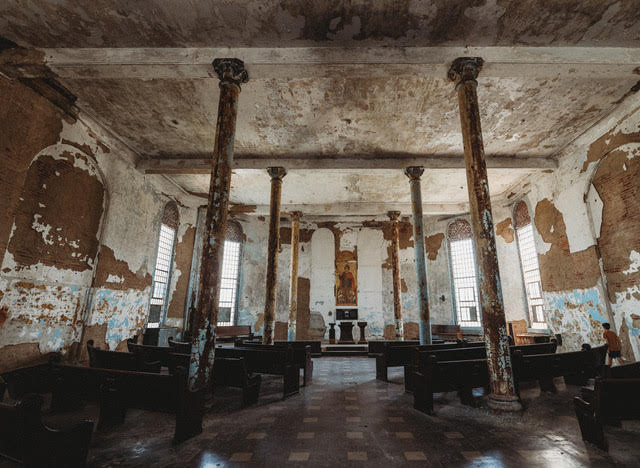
[4, 357, 639, 467]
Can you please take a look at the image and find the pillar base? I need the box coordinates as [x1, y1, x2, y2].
[487, 393, 523, 412]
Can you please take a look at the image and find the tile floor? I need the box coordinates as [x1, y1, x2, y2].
[19, 357, 640, 467]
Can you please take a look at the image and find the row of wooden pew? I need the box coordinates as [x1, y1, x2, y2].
[573, 361, 640, 451]
[0, 337, 318, 465]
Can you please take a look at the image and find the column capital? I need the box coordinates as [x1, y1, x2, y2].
[290, 211, 302, 221]
[447, 57, 484, 86]
[405, 166, 424, 181]
[213, 58, 249, 88]
[267, 166, 287, 181]
[388, 210, 401, 221]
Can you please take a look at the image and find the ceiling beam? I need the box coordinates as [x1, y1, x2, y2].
[229, 202, 470, 217]
[137, 156, 557, 174]
[3, 46, 640, 80]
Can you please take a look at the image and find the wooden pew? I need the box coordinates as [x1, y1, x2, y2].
[51, 363, 204, 443]
[212, 358, 262, 406]
[87, 340, 161, 373]
[215, 346, 299, 398]
[368, 340, 420, 356]
[216, 325, 256, 343]
[413, 356, 489, 415]
[274, 340, 322, 357]
[166, 353, 262, 406]
[126, 339, 174, 367]
[412, 345, 605, 414]
[431, 324, 462, 341]
[573, 378, 640, 451]
[405, 341, 558, 393]
[511, 345, 606, 393]
[1, 363, 54, 401]
[0, 393, 94, 467]
[375, 340, 485, 381]
[168, 337, 192, 354]
[240, 342, 313, 386]
[600, 360, 640, 379]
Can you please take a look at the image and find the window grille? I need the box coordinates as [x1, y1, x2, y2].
[218, 240, 241, 326]
[516, 222, 547, 328]
[148, 223, 176, 328]
[447, 219, 482, 328]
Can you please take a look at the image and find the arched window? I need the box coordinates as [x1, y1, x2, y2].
[514, 201, 546, 328]
[447, 219, 481, 327]
[148, 202, 179, 328]
[218, 220, 243, 326]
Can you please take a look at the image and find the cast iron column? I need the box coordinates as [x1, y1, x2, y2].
[388, 211, 404, 340]
[287, 211, 302, 341]
[448, 57, 521, 411]
[189, 58, 248, 392]
[263, 167, 287, 344]
[405, 167, 431, 345]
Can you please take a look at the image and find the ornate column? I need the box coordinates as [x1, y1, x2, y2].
[189, 58, 248, 395]
[263, 167, 287, 344]
[448, 57, 521, 411]
[287, 211, 302, 341]
[405, 167, 432, 345]
[388, 211, 404, 340]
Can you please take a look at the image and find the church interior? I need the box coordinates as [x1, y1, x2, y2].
[1, 1, 640, 467]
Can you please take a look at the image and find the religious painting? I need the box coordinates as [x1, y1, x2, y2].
[336, 250, 357, 306]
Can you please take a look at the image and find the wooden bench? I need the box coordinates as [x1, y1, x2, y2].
[599, 361, 640, 379]
[412, 345, 604, 414]
[51, 363, 204, 443]
[1, 363, 54, 401]
[413, 356, 489, 414]
[168, 337, 192, 354]
[216, 346, 299, 398]
[511, 345, 606, 393]
[368, 340, 420, 356]
[216, 325, 256, 343]
[405, 341, 558, 393]
[274, 340, 322, 357]
[375, 340, 485, 381]
[87, 340, 161, 373]
[0, 393, 94, 467]
[431, 324, 463, 341]
[212, 357, 262, 406]
[238, 342, 313, 386]
[166, 353, 262, 406]
[127, 339, 174, 367]
[573, 377, 640, 451]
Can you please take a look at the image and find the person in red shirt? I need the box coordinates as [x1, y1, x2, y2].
[602, 322, 624, 367]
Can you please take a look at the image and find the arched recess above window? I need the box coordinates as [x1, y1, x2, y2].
[513, 200, 546, 329]
[162, 201, 179, 230]
[447, 218, 473, 241]
[514, 200, 531, 229]
[225, 219, 243, 243]
[446, 219, 481, 327]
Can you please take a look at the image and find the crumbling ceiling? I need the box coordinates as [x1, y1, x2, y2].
[1, 0, 639, 213]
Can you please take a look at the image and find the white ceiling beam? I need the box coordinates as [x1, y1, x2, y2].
[230, 202, 469, 217]
[3, 46, 640, 79]
[137, 156, 557, 174]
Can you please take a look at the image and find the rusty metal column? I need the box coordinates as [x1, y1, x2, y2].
[189, 59, 248, 392]
[405, 167, 431, 345]
[448, 57, 521, 411]
[388, 211, 404, 340]
[263, 167, 287, 344]
[287, 211, 302, 341]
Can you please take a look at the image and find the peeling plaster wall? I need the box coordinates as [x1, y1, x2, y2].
[511, 101, 640, 357]
[0, 76, 199, 370]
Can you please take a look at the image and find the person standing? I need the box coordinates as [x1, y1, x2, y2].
[602, 322, 624, 367]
